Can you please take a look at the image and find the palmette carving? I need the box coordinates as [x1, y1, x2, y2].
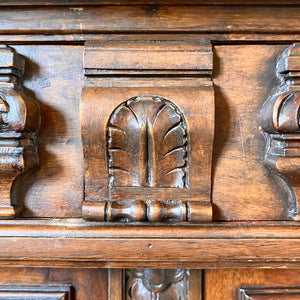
[107, 96, 188, 188]
[260, 43, 300, 220]
[0, 46, 40, 217]
[126, 269, 188, 300]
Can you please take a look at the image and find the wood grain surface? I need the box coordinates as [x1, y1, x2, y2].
[1, 6, 300, 34]
[0, 219, 297, 268]
[12, 45, 84, 218]
[212, 44, 293, 221]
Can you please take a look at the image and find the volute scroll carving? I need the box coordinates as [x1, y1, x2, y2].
[0, 45, 40, 217]
[81, 39, 214, 223]
[260, 43, 300, 220]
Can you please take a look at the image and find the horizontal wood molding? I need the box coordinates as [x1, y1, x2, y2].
[239, 287, 300, 300]
[84, 41, 212, 73]
[2, 1, 300, 5]
[0, 220, 299, 267]
[1, 6, 300, 34]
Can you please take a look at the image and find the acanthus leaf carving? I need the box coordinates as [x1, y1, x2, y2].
[107, 95, 188, 189]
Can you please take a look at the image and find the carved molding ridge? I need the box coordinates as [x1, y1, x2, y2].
[126, 269, 188, 300]
[0, 46, 40, 217]
[260, 43, 300, 220]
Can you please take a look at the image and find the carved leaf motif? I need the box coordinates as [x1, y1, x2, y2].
[107, 96, 188, 188]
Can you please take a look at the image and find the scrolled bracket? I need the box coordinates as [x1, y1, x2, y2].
[0, 46, 40, 217]
[260, 43, 300, 220]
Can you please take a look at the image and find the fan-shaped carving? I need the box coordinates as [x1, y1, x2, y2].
[107, 96, 188, 188]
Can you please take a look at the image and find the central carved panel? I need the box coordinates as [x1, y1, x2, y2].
[107, 96, 188, 189]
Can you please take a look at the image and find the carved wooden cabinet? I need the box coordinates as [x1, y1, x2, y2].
[1, 1, 300, 299]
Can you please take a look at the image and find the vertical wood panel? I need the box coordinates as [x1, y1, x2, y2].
[189, 270, 202, 300]
[108, 269, 123, 300]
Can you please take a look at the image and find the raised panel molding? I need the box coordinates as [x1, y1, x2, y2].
[81, 39, 214, 223]
[239, 287, 300, 299]
[0, 46, 40, 217]
[0, 285, 72, 300]
[260, 43, 300, 220]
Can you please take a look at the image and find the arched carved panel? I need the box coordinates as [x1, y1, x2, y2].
[107, 95, 188, 189]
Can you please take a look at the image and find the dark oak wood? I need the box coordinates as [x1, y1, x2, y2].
[6, 41, 296, 221]
[0, 3, 300, 299]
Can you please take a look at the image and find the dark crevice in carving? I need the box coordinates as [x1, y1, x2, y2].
[163, 122, 182, 141]
[145, 119, 153, 187]
[163, 146, 185, 158]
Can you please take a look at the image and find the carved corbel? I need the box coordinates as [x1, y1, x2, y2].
[260, 43, 300, 220]
[0, 46, 39, 217]
[81, 39, 214, 223]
